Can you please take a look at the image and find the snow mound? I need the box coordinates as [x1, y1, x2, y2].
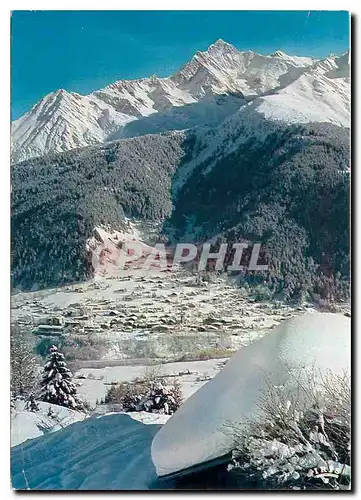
[151, 312, 351, 477]
[11, 413, 162, 490]
[11, 401, 85, 447]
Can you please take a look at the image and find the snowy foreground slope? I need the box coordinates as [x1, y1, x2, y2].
[152, 312, 350, 477]
[11, 401, 85, 448]
[11, 312, 350, 489]
[11, 413, 164, 490]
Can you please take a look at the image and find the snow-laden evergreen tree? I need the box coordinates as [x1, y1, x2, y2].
[40, 346, 83, 410]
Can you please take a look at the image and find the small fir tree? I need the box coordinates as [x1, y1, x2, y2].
[40, 346, 83, 410]
[25, 393, 39, 412]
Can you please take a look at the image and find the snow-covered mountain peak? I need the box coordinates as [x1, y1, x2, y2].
[11, 40, 349, 162]
[11, 89, 135, 163]
[30, 88, 73, 110]
[173, 43, 318, 100]
[271, 50, 287, 57]
[268, 50, 316, 68]
[210, 38, 232, 48]
[201, 38, 239, 56]
[306, 52, 349, 79]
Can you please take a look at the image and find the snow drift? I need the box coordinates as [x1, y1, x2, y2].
[151, 312, 351, 477]
[11, 401, 85, 447]
[11, 413, 163, 490]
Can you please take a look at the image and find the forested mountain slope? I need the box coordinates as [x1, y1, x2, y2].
[166, 122, 350, 300]
[11, 42, 350, 299]
[11, 120, 349, 301]
[11, 132, 188, 290]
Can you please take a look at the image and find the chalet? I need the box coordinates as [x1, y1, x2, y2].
[32, 316, 65, 336]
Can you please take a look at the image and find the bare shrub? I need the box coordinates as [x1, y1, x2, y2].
[103, 367, 182, 415]
[315, 298, 342, 313]
[225, 370, 351, 490]
[252, 284, 273, 302]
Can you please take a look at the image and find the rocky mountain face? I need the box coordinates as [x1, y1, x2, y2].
[11, 40, 349, 163]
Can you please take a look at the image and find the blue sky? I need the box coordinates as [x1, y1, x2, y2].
[11, 10, 350, 120]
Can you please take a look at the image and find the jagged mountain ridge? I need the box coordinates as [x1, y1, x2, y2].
[11, 39, 349, 163]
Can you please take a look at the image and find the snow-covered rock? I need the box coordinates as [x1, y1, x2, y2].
[151, 312, 351, 477]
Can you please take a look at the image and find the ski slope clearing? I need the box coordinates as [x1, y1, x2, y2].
[11, 413, 164, 490]
[151, 312, 351, 477]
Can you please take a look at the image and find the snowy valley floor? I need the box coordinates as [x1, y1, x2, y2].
[12, 267, 326, 368]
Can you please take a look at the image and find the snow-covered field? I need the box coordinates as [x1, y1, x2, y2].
[76, 357, 228, 406]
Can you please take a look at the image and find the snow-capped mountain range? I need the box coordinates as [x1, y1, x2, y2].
[11, 39, 350, 163]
